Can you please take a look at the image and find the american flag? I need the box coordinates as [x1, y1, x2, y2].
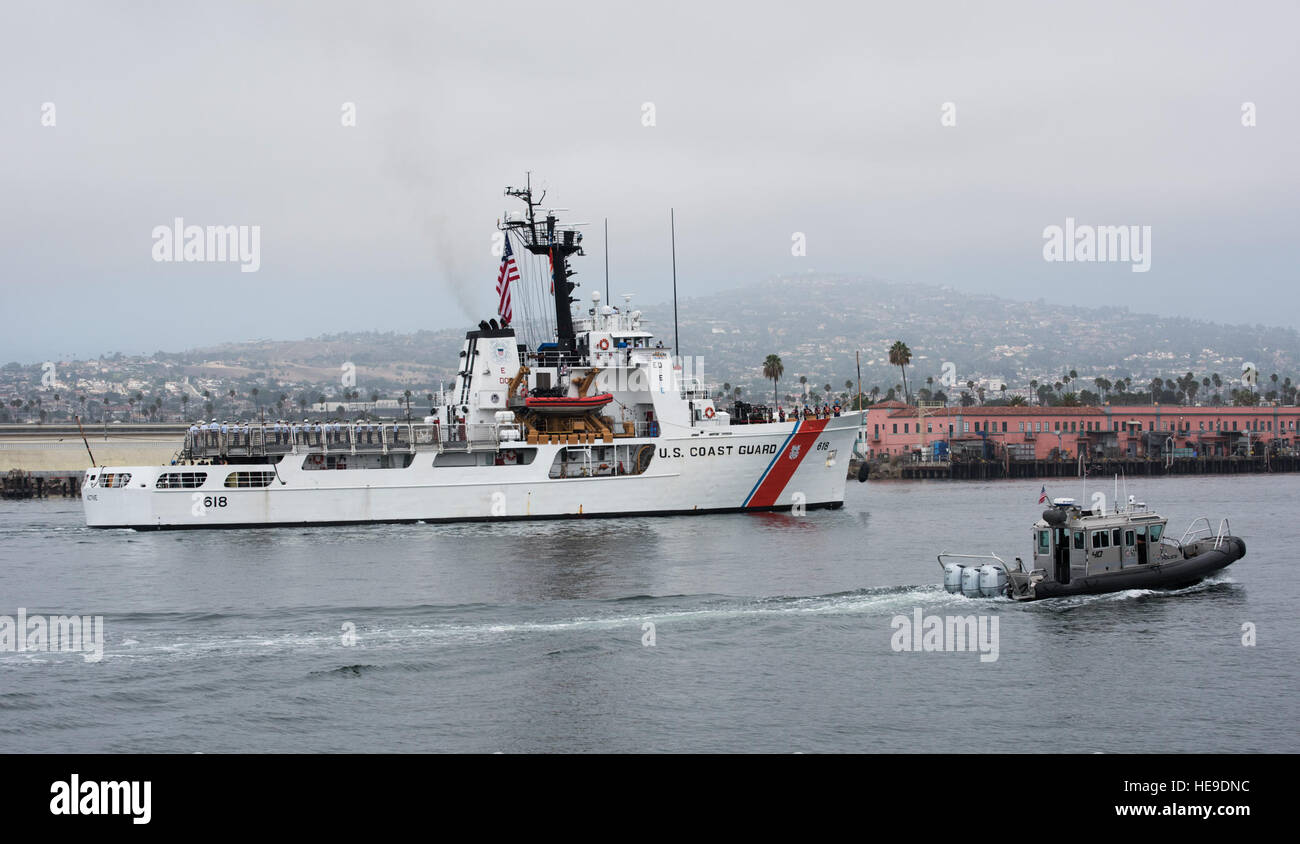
[496, 236, 519, 326]
[1038, 485, 1048, 504]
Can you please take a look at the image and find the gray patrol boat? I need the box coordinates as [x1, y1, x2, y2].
[939, 496, 1246, 601]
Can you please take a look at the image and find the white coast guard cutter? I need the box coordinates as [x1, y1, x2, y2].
[82, 180, 861, 528]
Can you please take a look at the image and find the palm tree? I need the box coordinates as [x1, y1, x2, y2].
[888, 341, 912, 404]
[762, 354, 784, 406]
[1030, 379, 1039, 405]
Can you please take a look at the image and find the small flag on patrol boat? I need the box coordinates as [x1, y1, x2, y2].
[1038, 485, 1048, 504]
[496, 236, 519, 326]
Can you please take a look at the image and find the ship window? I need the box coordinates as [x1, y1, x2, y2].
[491, 448, 537, 466]
[1092, 531, 1109, 549]
[306, 453, 414, 470]
[156, 472, 207, 489]
[225, 471, 276, 488]
[99, 472, 132, 488]
[548, 444, 653, 478]
[1124, 530, 1135, 546]
[1150, 524, 1164, 541]
[1073, 531, 1085, 550]
[1112, 528, 1122, 545]
[1037, 530, 1050, 552]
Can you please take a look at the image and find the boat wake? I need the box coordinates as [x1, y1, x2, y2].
[0, 574, 1242, 667]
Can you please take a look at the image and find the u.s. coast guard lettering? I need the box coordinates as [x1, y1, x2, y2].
[659, 443, 782, 458]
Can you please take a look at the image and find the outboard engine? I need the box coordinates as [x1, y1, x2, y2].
[960, 566, 982, 598]
[943, 563, 964, 594]
[978, 565, 1008, 598]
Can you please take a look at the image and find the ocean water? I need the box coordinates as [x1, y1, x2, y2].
[0, 475, 1295, 753]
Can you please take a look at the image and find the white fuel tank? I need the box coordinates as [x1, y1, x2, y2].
[978, 565, 1007, 598]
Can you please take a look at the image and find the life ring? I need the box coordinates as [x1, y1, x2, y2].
[309, 454, 323, 466]
[704, 407, 715, 419]
[597, 338, 610, 351]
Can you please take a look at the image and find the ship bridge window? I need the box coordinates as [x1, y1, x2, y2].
[1073, 531, 1085, 550]
[1125, 530, 1135, 546]
[1149, 524, 1164, 541]
[156, 472, 207, 489]
[1037, 530, 1050, 552]
[100, 472, 132, 488]
[1092, 530, 1110, 549]
[225, 471, 276, 488]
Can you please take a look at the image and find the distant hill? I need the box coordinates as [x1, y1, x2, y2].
[4, 274, 1295, 418]
[653, 274, 1299, 398]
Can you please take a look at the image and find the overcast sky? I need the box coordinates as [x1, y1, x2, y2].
[2, 0, 1297, 363]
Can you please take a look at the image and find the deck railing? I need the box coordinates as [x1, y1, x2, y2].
[181, 418, 660, 460]
[183, 422, 520, 459]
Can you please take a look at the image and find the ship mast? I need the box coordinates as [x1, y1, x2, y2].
[502, 174, 583, 352]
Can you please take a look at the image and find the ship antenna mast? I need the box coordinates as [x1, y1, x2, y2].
[502, 173, 582, 352]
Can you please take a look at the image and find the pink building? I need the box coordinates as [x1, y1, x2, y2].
[860, 401, 1300, 461]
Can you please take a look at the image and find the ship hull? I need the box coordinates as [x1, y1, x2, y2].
[82, 415, 861, 529]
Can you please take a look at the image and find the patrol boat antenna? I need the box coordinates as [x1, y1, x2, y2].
[503, 174, 583, 352]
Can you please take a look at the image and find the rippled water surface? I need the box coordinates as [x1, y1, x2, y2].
[0, 475, 1294, 752]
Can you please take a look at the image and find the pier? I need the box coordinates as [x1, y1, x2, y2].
[2, 469, 82, 499]
[855, 453, 1300, 481]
